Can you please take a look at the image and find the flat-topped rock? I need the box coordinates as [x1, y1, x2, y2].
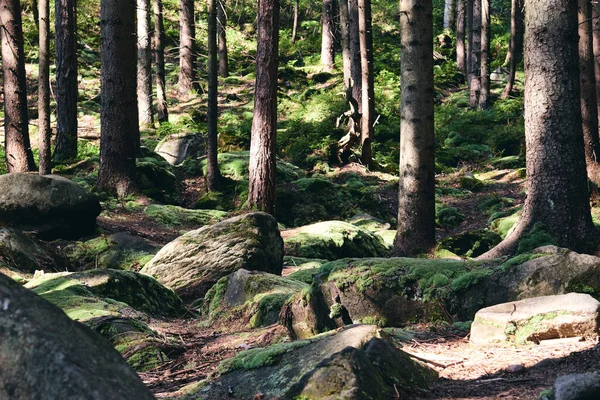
[471, 293, 600, 345]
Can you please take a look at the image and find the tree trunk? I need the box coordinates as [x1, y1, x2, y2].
[98, 0, 139, 196]
[501, 0, 523, 98]
[1, 0, 36, 172]
[466, 0, 473, 83]
[579, 0, 600, 184]
[154, 0, 169, 122]
[479, 0, 598, 259]
[348, 0, 361, 108]
[38, 0, 51, 175]
[137, 0, 153, 129]
[593, 1, 600, 128]
[456, 0, 466, 74]
[443, 0, 455, 30]
[478, 0, 490, 109]
[54, 0, 78, 161]
[396, 0, 435, 256]
[206, 0, 221, 191]
[248, 0, 279, 215]
[358, 0, 374, 166]
[217, 0, 229, 77]
[339, 0, 351, 89]
[469, 0, 481, 108]
[320, 0, 335, 71]
[291, 0, 298, 43]
[178, 0, 196, 96]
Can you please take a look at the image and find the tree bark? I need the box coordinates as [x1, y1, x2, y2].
[98, 0, 139, 196]
[348, 0, 361, 108]
[248, 0, 279, 215]
[478, 0, 490, 109]
[291, 0, 298, 43]
[178, 0, 196, 96]
[456, 0, 466, 74]
[320, 0, 335, 71]
[54, 0, 78, 161]
[395, 0, 435, 256]
[501, 0, 523, 98]
[38, 0, 51, 175]
[154, 0, 169, 122]
[469, 0, 481, 108]
[137, 0, 153, 129]
[217, 0, 229, 77]
[593, 1, 600, 128]
[0, 0, 36, 172]
[358, 0, 374, 166]
[339, 0, 351, 89]
[443, 0, 455, 30]
[206, 0, 221, 191]
[479, 0, 598, 259]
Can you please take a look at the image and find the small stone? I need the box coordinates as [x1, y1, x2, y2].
[505, 364, 525, 374]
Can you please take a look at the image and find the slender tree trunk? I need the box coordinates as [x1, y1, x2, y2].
[339, 0, 351, 87]
[217, 0, 229, 77]
[443, 0, 455, 30]
[54, 0, 78, 161]
[478, 0, 490, 109]
[137, 0, 153, 129]
[579, 0, 600, 184]
[321, 0, 335, 71]
[456, 0, 466, 74]
[479, 0, 598, 259]
[396, 0, 435, 256]
[469, 0, 481, 108]
[98, 0, 139, 196]
[31, 0, 39, 28]
[38, 0, 51, 175]
[348, 0, 361, 108]
[358, 0, 374, 166]
[154, 0, 169, 122]
[206, 0, 221, 191]
[291, 0, 298, 43]
[248, 0, 279, 215]
[178, 0, 196, 96]
[592, 1, 600, 129]
[0, 0, 36, 172]
[501, 0, 523, 98]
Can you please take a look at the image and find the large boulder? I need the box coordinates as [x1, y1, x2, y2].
[0, 227, 64, 276]
[155, 133, 204, 165]
[0, 272, 154, 399]
[141, 212, 284, 301]
[554, 372, 600, 400]
[0, 173, 101, 239]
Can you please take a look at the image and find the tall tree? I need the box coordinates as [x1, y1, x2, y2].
[217, 0, 229, 77]
[320, 0, 335, 71]
[154, 0, 169, 122]
[358, 0, 374, 165]
[479, 0, 598, 258]
[38, 0, 51, 175]
[339, 0, 351, 87]
[248, 0, 280, 214]
[456, 0, 466, 74]
[137, 0, 153, 129]
[468, 0, 481, 108]
[501, 0, 523, 98]
[395, 0, 435, 256]
[98, 0, 139, 196]
[593, 1, 600, 126]
[348, 0, 361, 106]
[178, 0, 196, 96]
[291, 0, 299, 43]
[207, 0, 221, 190]
[0, 0, 36, 172]
[54, 0, 78, 161]
[443, 0, 455, 30]
[478, 0, 490, 109]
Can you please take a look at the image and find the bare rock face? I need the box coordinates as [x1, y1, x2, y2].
[0, 173, 101, 239]
[470, 293, 600, 345]
[554, 372, 600, 400]
[141, 212, 284, 301]
[0, 272, 154, 400]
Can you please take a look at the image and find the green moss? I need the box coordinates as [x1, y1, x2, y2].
[144, 204, 227, 227]
[201, 275, 230, 318]
[490, 209, 521, 238]
[500, 253, 546, 272]
[329, 303, 344, 319]
[360, 315, 388, 326]
[512, 312, 566, 344]
[287, 268, 319, 284]
[517, 223, 557, 254]
[438, 230, 502, 258]
[458, 175, 484, 192]
[436, 206, 466, 230]
[451, 269, 493, 292]
[217, 340, 311, 374]
[63, 236, 156, 271]
[451, 321, 472, 331]
[249, 293, 292, 328]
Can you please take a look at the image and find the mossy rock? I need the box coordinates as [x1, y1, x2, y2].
[436, 206, 466, 230]
[347, 213, 391, 232]
[136, 149, 178, 203]
[438, 229, 502, 258]
[283, 256, 327, 284]
[283, 221, 388, 260]
[458, 174, 484, 192]
[490, 208, 521, 238]
[0, 227, 65, 275]
[143, 204, 227, 227]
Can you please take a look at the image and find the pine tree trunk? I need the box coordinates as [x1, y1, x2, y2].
[443, 0, 455, 30]
[206, 0, 221, 191]
[38, 0, 51, 175]
[396, 0, 435, 256]
[339, 0, 351, 88]
[466, 0, 474, 83]
[501, 0, 523, 98]
[178, 0, 196, 96]
[456, 0, 466, 74]
[478, 0, 490, 109]
[54, 0, 78, 161]
[358, 0, 374, 166]
[320, 0, 335, 71]
[217, 0, 229, 77]
[348, 0, 362, 108]
[98, 0, 139, 196]
[479, 0, 598, 259]
[248, 0, 279, 215]
[593, 1, 600, 128]
[291, 0, 299, 43]
[154, 0, 169, 122]
[469, 0, 481, 108]
[137, 0, 153, 129]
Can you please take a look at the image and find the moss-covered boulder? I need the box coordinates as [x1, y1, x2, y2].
[0, 173, 101, 239]
[280, 285, 338, 340]
[282, 221, 388, 260]
[438, 229, 502, 258]
[137, 149, 178, 203]
[0, 227, 65, 276]
[141, 212, 284, 301]
[347, 213, 391, 232]
[201, 269, 308, 329]
[0, 272, 154, 399]
[155, 132, 205, 165]
[143, 204, 227, 227]
[195, 325, 436, 399]
[283, 256, 327, 284]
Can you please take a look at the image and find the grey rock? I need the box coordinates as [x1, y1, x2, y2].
[0, 227, 63, 274]
[555, 372, 600, 400]
[155, 133, 204, 166]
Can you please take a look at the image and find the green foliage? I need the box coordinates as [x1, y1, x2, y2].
[143, 204, 227, 227]
[517, 224, 558, 254]
[217, 341, 310, 374]
[436, 206, 466, 230]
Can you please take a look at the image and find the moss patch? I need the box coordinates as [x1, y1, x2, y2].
[144, 204, 227, 227]
[217, 340, 311, 374]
